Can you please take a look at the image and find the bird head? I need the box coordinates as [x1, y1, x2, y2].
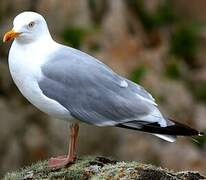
[3, 11, 51, 44]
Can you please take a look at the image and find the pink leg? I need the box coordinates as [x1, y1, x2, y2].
[48, 123, 79, 168]
[72, 123, 79, 159]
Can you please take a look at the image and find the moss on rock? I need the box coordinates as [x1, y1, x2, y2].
[4, 156, 205, 180]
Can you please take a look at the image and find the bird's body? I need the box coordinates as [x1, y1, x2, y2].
[9, 28, 165, 127]
[3, 11, 204, 168]
[9, 37, 72, 119]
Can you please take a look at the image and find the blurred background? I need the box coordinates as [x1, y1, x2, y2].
[0, 0, 206, 177]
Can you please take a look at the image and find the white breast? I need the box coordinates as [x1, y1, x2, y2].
[8, 40, 73, 120]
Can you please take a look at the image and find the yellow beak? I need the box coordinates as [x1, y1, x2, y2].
[3, 30, 21, 42]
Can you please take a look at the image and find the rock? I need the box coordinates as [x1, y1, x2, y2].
[3, 156, 205, 180]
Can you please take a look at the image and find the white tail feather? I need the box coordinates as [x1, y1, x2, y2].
[154, 134, 176, 142]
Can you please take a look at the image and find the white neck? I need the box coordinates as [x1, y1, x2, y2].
[15, 32, 54, 47]
[12, 35, 59, 61]
[8, 35, 60, 85]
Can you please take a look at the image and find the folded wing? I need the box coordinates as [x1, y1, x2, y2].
[38, 46, 165, 127]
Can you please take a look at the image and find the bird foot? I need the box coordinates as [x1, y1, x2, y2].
[48, 155, 76, 168]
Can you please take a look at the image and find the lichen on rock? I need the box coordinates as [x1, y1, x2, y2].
[3, 156, 206, 180]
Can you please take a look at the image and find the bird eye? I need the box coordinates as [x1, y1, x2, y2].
[28, 22, 35, 28]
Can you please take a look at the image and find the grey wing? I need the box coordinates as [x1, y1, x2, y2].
[39, 46, 162, 126]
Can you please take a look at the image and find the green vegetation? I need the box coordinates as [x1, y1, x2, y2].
[126, 0, 201, 64]
[87, 0, 109, 25]
[190, 81, 206, 102]
[192, 133, 206, 149]
[4, 156, 205, 179]
[170, 23, 200, 66]
[88, 42, 101, 52]
[4, 157, 95, 180]
[130, 65, 148, 83]
[61, 26, 88, 49]
[126, 0, 175, 31]
[165, 60, 182, 80]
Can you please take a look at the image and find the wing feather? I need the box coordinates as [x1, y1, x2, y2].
[39, 46, 162, 126]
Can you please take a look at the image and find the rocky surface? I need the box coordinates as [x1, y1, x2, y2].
[4, 156, 206, 180]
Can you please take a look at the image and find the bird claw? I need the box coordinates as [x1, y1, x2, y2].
[48, 155, 76, 168]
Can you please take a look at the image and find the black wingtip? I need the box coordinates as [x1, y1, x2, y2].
[198, 132, 205, 136]
[117, 119, 203, 136]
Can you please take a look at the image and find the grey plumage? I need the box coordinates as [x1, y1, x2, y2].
[38, 46, 165, 127]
